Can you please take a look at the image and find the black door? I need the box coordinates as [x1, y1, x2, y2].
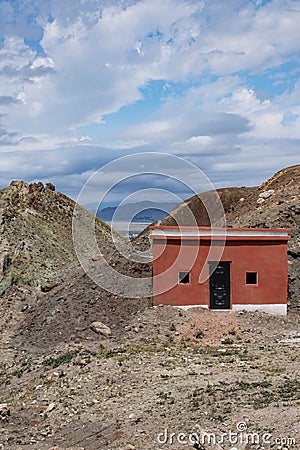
[209, 262, 231, 309]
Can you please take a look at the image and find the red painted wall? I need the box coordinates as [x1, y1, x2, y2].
[152, 237, 289, 307]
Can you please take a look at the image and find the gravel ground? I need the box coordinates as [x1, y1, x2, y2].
[0, 291, 299, 450]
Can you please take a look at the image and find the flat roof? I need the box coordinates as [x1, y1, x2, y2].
[150, 226, 291, 241]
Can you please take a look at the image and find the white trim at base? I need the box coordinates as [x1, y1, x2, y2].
[154, 304, 287, 316]
[177, 305, 208, 311]
[172, 303, 287, 315]
[232, 304, 287, 315]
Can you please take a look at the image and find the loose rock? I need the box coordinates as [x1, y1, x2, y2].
[91, 253, 103, 261]
[259, 189, 275, 199]
[90, 321, 112, 336]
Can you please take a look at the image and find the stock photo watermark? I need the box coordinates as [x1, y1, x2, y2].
[72, 152, 226, 297]
[157, 422, 297, 449]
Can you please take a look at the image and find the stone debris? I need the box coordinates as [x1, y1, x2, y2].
[0, 403, 10, 420]
[0, 250, 9, 282]
[258, 189, 275, 199]
[46, 402, 56, 413]
[257, 189, 275, 204]
[91, 253, 103, 261]
[90, 321, 112, 336]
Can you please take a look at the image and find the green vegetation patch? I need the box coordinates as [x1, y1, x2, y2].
[42, 351, 77, 368]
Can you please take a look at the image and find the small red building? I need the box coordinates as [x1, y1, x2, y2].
[150, 226, 290, 315]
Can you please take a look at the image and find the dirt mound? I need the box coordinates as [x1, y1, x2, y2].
[8, 266, 151, 353]
[4, 237, 152, 353]
[0, 181, 114, 294]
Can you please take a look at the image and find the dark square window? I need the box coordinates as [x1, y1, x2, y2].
[179, 271, 190, 284]
[246, 272, 257, 285]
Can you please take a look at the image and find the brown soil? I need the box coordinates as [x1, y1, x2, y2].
[0, 293, 299, 449]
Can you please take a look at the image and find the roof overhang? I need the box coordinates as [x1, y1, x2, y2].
[149, 226, 291, 241]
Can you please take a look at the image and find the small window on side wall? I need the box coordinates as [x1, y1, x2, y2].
[246, 272, 257, 285]
[179, 271, 190, 284]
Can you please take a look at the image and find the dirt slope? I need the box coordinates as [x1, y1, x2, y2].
[156, 186, 253, 226]
[0, 181, 114, 294]
[160, 186, 255, 226]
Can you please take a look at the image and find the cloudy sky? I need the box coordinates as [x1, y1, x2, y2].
[0, 0, 300, 207]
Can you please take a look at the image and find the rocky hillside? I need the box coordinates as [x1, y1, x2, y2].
[0, 181, 114, 294]
[226, 165, 299, 241]
[0, 166, 298, 354]
[152, 186, 254, 227]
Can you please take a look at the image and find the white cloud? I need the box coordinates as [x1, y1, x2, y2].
[193, 0, 300, 75]
[2, 0, 202, 138]
[0, 36, 35, 77]
[0, 0, 300, 200]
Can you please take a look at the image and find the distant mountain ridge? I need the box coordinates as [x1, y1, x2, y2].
[98, 201, 178, 222]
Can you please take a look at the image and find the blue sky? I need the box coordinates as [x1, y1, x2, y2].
[0, 0, 299, 207]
